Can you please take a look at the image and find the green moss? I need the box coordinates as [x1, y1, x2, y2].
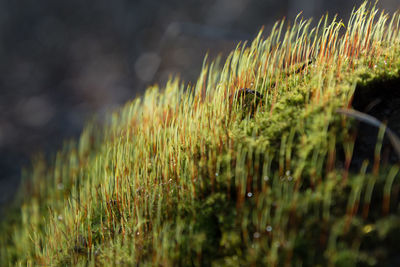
[2, 2, 400, 266]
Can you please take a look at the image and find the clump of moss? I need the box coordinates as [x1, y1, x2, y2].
[2, 2, 400, 266]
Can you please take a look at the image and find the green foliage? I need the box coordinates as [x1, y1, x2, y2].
[2, 2, 400, 266]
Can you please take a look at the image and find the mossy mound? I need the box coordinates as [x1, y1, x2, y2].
[2, 2, 400, 266]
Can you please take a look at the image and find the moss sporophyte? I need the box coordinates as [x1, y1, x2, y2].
[3, 2, 400, 266]
[229, 59, 313, 118]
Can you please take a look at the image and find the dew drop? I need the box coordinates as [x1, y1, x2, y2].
[247, 192, 253, 198]
[288, 176, 293, 181]
[363, 224, 374, 234]
[215, 173, 219, 176]
[285, 170, 291, 176]
[58, 215, 63, 221]
[253, 232, 260, 238]
[266, 226, 272, 232]
[57, 183, 64, 190]
[263, 176, 269, 181]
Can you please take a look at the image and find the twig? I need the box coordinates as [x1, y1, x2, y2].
[336, 108, 400, 160]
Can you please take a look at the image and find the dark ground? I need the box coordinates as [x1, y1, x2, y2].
[0, 0, 399, 213]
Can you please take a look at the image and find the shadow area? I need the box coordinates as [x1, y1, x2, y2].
[348, 75, 400, 171]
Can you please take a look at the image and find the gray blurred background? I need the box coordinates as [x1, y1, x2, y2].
[0, 0, 399, 210]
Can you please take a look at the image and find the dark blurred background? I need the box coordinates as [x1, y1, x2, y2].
[0, 0, 399, 211]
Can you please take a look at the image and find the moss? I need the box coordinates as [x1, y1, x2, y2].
[2, 2, 400, 266]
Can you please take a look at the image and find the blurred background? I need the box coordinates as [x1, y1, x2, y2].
[0, 0, 399, 211]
